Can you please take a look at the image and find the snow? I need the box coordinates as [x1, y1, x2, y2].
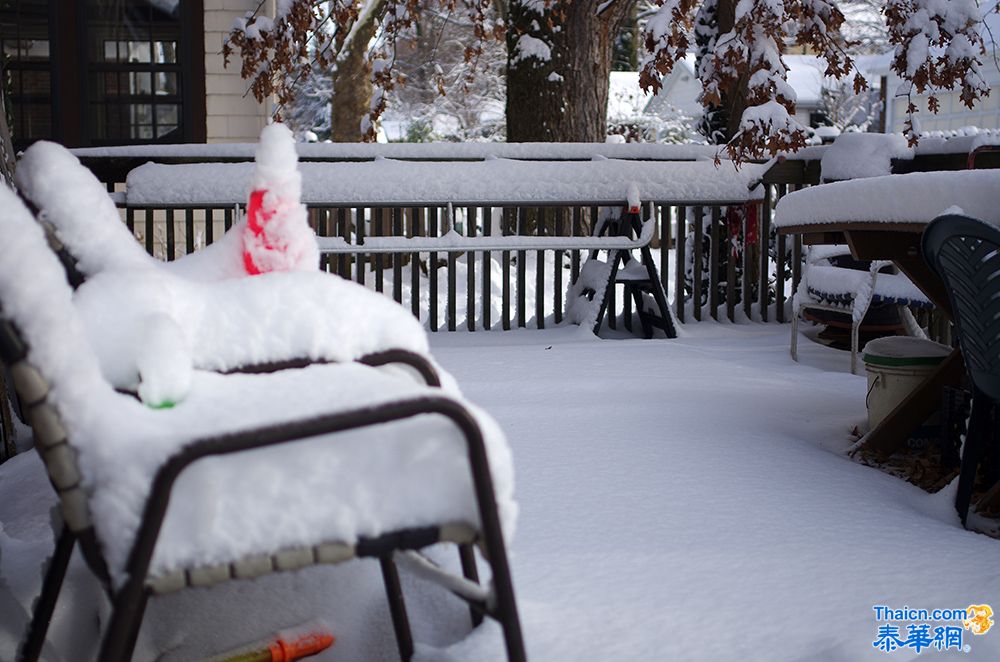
[126, 159, 768, 206]
[820, 133, 913, 181]
[14, 140, 438, 406]
[242, 123, 320, 275]
[862, 336, 952, 360]
[802, 264, 930, 319]
[512, 35, 551, 65]
[0, 186, 515, 589]
[4, 323, 999, 661]
[71, 142, 722, 161]
[774, 169, 1000, 227]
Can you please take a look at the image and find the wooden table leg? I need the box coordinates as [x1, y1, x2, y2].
[856, 349, 965, 458]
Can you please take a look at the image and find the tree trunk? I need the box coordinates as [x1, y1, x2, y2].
[715, 0, 748, 143]
[505, 1, 631, 142]
[330, 1, 385, 142]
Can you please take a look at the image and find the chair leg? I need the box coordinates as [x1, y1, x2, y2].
[956, 392, 991, 526]
[482, 538, 527, 662]
[850, 320, 859, 375]
[18, 528, 76, 662]
[790, 305, 800, 362]
[98, 578, 150, 662]
[458, 544, 484, 627]
[380, 554, 414, 662]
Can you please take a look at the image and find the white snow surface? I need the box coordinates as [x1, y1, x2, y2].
[13, 141, 439, 405]
[72, 141, 722, 161]
[819, 133, 913, 181]
[774, 170, 1000, 227]
[0, 188, 515, 586]
[862, 336, 952, 360]
[4, 324, 999, 661]
[126, 159, 767, 206]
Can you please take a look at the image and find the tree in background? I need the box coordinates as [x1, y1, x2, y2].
[227, 0, 995, 157]
[641, 0, 994, 158]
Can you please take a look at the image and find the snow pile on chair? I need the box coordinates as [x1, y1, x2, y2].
[0, 185, 516, 586]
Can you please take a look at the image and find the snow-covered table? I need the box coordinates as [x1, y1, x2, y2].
[773, 171, 1000, 470]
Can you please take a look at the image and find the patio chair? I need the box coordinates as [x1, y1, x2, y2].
[0, 187, 525, 662]
[791, 245, 933, 374]
[922, 213, 1000, 527]
[12, 141, 448, 402]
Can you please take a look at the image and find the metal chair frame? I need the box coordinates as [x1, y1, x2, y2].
[0, 310, 525, 662]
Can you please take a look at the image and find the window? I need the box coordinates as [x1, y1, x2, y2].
[87, 0, 184, 143]
[0, 0, 53, 145]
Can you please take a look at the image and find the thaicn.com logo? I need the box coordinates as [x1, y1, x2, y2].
[872, 604, 994, 654]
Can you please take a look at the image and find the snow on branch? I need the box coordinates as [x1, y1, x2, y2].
[640, 0, 991, 161]
[885, 0, 990, 144]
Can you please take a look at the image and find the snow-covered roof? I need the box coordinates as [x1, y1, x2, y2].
[608, 71, 652, 120]
[126, 158, 768, 206]
[774, 170, 1000, 227]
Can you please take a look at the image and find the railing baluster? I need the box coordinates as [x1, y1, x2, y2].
[145, 208, 154, 256]
[726, 206, 737, 323]
[554, 207, 564, 325]
[166, 208, 176, 261]
[467, 206, 476, 331]
[355, 207, 366, 286]
[428, 207, 438, 331]
[502, 208, 512, 331]
[742, 205, 752, 320]
[447, 204, 457, 332]
[759, 186, 771, 322]
[224, 206, 233, 232]
[660, 204, 670, 296]
[710, 206, 721, 321]
[185, 208, 194, 255]
[535, 207, 545, 329]
[570, 207, 581, 284]
[374, 208, 385, 294]
[775, 184, 787, 323]
[675, 206, 686, 323]
[392, 207, 403, 304]
[482, 206, 492, 330]
[517, 207, 527, 328]
[693, 205, 703, 322]
[126, 207, 135, 235]
[205, 207, 214, 245]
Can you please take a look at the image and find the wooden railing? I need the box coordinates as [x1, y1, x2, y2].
[78, 147, 817, 333]
[120, 197, 802, 332]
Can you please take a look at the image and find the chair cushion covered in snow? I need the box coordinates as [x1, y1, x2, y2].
[0, 187, 514, 587]
[803, 265, 932, 309]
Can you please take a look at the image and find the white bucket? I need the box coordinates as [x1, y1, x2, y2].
[862, 337, 952, 429]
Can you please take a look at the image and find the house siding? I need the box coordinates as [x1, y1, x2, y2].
[203, 0, 270, 142]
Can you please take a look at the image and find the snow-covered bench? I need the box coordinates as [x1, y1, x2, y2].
[0, 187, 525, 662]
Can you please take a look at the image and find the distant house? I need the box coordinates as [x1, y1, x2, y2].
[0, 0, 270, 151]
[640, 55, 832, 129]
[871, 14, 1000, 133]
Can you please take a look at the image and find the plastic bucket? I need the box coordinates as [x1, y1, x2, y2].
[862, 337, 951, 429]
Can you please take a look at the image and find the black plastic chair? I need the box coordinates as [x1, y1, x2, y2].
[922, 214, 1000, 525]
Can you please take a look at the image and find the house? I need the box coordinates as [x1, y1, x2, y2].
[0, 0, 270, 150]
[872, 12, 1000, 133]
[642, 54, 832, 129]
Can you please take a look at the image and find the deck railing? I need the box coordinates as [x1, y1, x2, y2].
[81, 146, 805, 332]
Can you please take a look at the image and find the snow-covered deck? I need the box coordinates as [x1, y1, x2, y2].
[2, 323, 997, 661]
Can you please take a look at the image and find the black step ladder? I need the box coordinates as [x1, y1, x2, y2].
[585, 209, 676, 339]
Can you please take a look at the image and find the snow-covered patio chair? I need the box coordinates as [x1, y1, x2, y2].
[0, 188, 524, 662]
[791, 245, 933, 374]
[13, 139, 450, 406]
